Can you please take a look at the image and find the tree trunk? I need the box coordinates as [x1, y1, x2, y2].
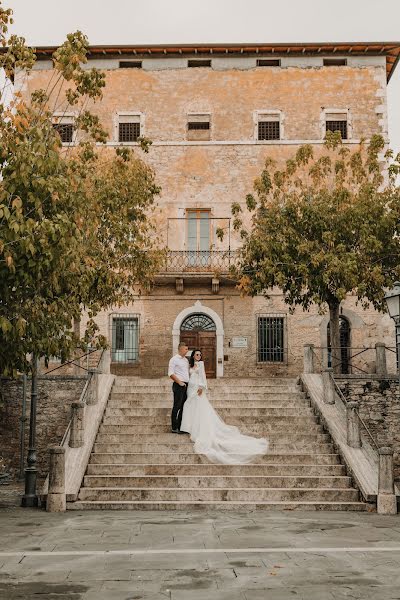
[328, 301, 341, 375]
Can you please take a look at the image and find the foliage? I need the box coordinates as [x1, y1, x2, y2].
[227, 132, 400, 370]
[0, 2, 160, 375]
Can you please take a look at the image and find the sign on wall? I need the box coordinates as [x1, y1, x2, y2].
[231, 337, 248, 348]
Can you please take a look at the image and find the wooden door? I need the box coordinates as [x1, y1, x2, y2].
[180, 331, 217, 378]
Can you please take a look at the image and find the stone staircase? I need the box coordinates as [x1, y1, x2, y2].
[69, 377, 367, 511]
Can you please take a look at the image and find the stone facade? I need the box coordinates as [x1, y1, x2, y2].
[19, 47, 398, 378]
[337, 377, 400, 483]
[0, 377, 86, 479]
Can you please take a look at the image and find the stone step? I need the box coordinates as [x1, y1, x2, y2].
[94, 432, 329, 443]
[89, 452, 341, 465]
[82, 475, 352, 489]
[108, 399, 310, 408]
[103, 407, 314, 418]
[77, 487, 359, 502]
[111, 389, 303, 397]
[69, 500, 367, 511]
[113, 378, 299, 387]
[100, 416, 320, 429]
[105, 402, 311, 412]
[97, 425, 322, 436]
[93, 441, 335, 453]
[86, 463, 346, 476]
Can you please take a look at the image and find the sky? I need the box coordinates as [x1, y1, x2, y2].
[6, 0, 400, 155]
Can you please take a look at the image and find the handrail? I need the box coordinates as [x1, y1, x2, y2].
[329, 371, 379, 450]
[41, 348, 100, 376]
[58, 348, 105, 447]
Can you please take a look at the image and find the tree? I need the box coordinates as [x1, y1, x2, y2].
[0, 3, 160, 375]
[222, 133, 400, 372]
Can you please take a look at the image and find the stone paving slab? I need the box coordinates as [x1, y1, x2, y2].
[0, 508, 399, 599]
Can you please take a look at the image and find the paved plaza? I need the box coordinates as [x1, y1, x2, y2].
[0, 502, 399, 600]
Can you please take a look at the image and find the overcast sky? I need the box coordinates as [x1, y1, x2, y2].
[7, 0, 400, 154]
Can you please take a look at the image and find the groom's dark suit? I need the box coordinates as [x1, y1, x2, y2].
[168, 353, 190, 431]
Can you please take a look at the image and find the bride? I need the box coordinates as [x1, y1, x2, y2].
[181, 349, 269, 464]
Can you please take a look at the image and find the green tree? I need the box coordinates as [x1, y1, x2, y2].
[0, 3, 160, 375]
[223, 133, 400, 372]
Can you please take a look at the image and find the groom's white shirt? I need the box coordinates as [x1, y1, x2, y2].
[168, 354, 190, 383]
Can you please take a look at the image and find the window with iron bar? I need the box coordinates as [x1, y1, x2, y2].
[119, 122, 141, 142]
[111, 314, 140, 363]
[258, 120, 280, 141]
[188, 121, 210, 130]
[119, 61, 142, 68]
[257, 59, 281, 67]
[325, 119, 348, 139]
[53, 123, 74, 143]
[188, 59, 212, 68]
[257, 314, 287, 363]
[323, 58, 347, 66]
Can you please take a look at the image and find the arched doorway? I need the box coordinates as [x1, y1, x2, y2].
[180, 313, 217, 378]
[327, 316, 351, 374]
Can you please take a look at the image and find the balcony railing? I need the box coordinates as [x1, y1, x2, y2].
[161, 250, 238, 273]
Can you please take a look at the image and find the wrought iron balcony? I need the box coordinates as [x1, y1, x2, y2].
[161, 250, 238, 274]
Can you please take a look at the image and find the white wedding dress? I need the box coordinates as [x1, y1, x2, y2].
[181, 361, 269, 464]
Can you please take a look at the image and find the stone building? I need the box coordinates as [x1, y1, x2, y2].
[21, 42, 400, 378]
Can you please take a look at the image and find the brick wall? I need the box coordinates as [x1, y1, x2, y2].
[0, 377, 86, 480]
[337, 377, 400, 483]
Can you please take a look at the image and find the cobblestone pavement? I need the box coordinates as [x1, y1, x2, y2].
[0, 506, 399, 600]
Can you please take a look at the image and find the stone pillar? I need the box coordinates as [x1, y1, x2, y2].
[47, 447, 66, 512]
[375, 343, 387, 376]
[303, 344, 315, 374]
[69, 401, 85, 448]
[86, 369, 98, 405]
[322, 367, 335, 404]
[377, 447, 397, 515]
[346, 401, 361, 448]
[99, 349, 111, 375]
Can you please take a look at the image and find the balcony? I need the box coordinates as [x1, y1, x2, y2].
[162, 250, 237, 274]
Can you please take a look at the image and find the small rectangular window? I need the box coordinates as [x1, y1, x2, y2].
[119, 61, 142, 68]
[188, 59, 212, 68]
[118, 122, 141, 142]
[258, 120, 280, 141]
[187, 114, 211, 140]
[325, 113, 348, 140]
[257, 59, 281, 67]
[188, 121, 210, 130]
[53, 123, 74, 143]
[111, 314, 139, 363]
[323, 58, 347, 66]
[257, 315, 286, 363]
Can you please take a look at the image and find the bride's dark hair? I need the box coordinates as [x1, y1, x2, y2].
[189, 348, 202, 368]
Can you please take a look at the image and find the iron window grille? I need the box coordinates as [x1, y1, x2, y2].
[257, 59, 281, 67]
[323, 58, 347, 66]
[119, 61, 142, 68]
[188, 59, 212, 68]
[257, 314, 287, 363]
[110, 314, 140, 363]
[119, 122, 141, 142]
[53, 123, 74, 143]
[188, 121, 210, 130]
[181, 313, 216, 332]
[325, 119, 348, 139]
[258, 120, 280, 141]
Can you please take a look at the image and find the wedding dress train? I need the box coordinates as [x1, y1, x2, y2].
[180, 362, 269, 464]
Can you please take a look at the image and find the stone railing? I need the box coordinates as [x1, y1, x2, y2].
[45, 349, 114, 512]
[302, 343, 398, 515]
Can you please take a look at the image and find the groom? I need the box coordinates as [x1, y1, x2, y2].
[168, 342, 189, 433]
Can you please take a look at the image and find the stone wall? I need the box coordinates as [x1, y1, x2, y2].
[337, 377, 400, 483]
[0, 377, 86, 480]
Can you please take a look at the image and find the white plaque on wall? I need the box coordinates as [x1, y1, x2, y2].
[231, 337, 248, 348]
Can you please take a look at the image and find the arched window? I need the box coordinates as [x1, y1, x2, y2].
[180, 313, 216, 332]
[327, 316, 351, 374]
